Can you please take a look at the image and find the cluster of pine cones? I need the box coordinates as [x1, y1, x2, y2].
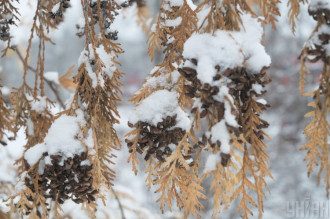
[24, 152, 96, 209]
[308, 2, 330, 24]
[48, 0, 71, 26]
[227, 67, 270, 135]
[179, 63, 223, 120]
[89, 0, 120, 40]
[179, 62, 237, 166]
[126, 115, 186, 162]
[179, 59, 271, 166]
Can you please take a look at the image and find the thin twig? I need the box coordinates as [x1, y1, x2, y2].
[110, 187, 126, 219]
[47, 81, 65, 109]
[11, 46, 65, 109]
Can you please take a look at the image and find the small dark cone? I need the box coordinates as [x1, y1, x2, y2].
[48, 0, 71, 26]
[220, 152, 231, 167]
[308, 5, 330, 23]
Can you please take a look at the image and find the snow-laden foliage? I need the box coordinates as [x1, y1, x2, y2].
[0, 0, 329, 218]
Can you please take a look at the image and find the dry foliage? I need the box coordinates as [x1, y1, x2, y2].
[1, 0, 329, 218]
[287, 0, 307, 33]
[126, 0, 275, 218]
[126, 0, 204, 216]
[299, 0, 330, 197]
[0, 0, 20, 55]
[0, 0, 138, 218]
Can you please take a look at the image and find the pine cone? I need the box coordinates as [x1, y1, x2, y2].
[220, 152, 231, 167]
[48, 0, 71, 26]
[308, 4, 330, 23]
[306, 29, 330, 63]
[179, 66, 224, 119]
[25, 152, 96, 207]
[126, 115, 186, 162]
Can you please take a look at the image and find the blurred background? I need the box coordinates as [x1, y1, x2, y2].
[0, 0, 328, 218]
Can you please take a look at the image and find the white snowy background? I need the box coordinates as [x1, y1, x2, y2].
[0, 0, 329, 218]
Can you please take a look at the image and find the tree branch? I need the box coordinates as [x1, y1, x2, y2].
[11, 46, 65, 109]
[110, 187, 126, 219]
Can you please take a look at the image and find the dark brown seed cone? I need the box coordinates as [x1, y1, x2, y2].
[48, 0, 71, 26]
[306, 31, 330, 63]
[220, 152, 231, 167]
[126, 115, 186, 162]
[21, 175, 50, 216]
[87, 0, 120, 40]
[180, 62, 270, 165]
[24, 152, 96, 211]
[226, 67, 270, 105]
[308, 6, 330, 24]
[179, 66, 226, 119]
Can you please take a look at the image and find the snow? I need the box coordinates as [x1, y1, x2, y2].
[208, 121, 231, 154]
[29, 96, 48, 113]
[129, 90, 191, 130]
[224, 100, 238, 127]
[52, 3, 61, 13]
[257, 98, 267, 105]
[143, 69, 180, 89]
[306, 23, 330, 57]
[112, 4, 145, 42]
[168, 0, 183, 7]
[309, 0, 330, 11]
[80, 160, 90, 166]
[24, 110, 90, 166]
[0, 129, 25, 183]
[186, 0, 197, 10]
[183, 14, 271, 84]
[24, 143, 46, 167]
[252, 83, 264, 94]
[204, 85, 238, 154]
[0, 86, 10, 96]
[26, 118, 34, 136]
[165, 17, 182, 27]
[183, 32, 243, 84]
[0, 129, 26, 212]
[44, 71, 60, 84]
[196, 4, 211, 29]
[203, 153, 220, 173]
[114, 0, 127, 5]
[78, 44, 117, 87]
